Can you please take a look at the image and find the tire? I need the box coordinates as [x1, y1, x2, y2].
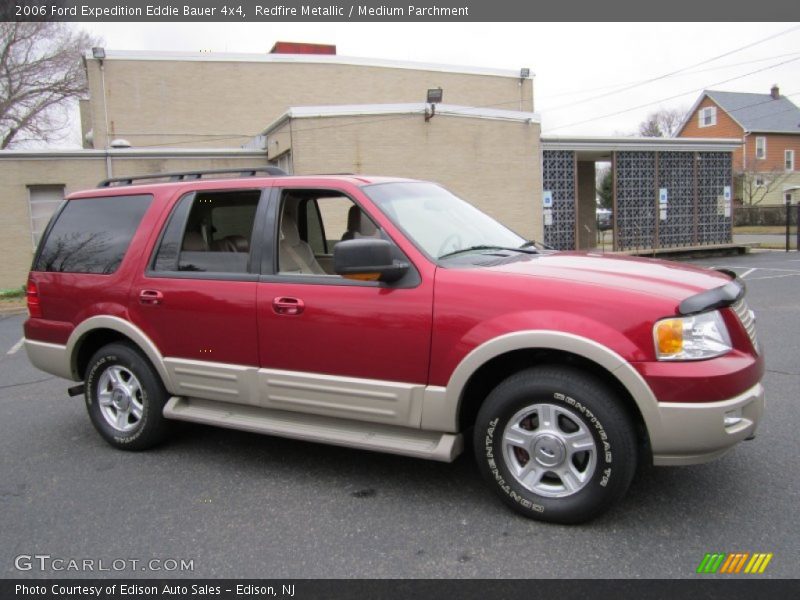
[84, 342, 171, 451]
[473, 366, 637, 524]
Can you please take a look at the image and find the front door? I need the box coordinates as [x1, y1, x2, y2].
[256, 187, 434, 427]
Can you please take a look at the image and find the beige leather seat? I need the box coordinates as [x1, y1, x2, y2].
[342, 205, 379, 241]
[279, 210, 325, 274]
[211, 235, 249, 252]
[182, 231, 207, 251]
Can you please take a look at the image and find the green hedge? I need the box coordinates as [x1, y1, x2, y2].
[0, 286, 25, 299]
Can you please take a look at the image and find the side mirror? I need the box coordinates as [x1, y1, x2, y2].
[334, 238, 409, 283]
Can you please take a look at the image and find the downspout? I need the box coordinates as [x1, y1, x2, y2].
[742, 131, 750, 204]
[99, 59, 112, 179]
[742, 131, 750, 172]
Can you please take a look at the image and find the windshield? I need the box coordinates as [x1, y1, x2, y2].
[364, 182, 526, 259]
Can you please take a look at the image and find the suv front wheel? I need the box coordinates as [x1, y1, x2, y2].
[474, 366, 637, 524]
[84, 342, 171, 451]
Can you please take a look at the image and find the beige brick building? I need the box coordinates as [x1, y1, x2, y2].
[83, 50, 534, 150]
[262, 104, 541, 237]
[0, 48, 540, 289]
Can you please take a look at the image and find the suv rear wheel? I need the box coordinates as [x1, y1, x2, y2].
[84, 342, 171, 451]
[474, 366, 637, 524]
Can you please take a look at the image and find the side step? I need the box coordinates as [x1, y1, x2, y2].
[163, 396, 463, 462]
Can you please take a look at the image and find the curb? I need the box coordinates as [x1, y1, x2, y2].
[0, 306, 27, 316]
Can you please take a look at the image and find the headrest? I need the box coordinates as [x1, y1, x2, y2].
[280, 211, 300, 245]
[182, 231, 207, 251]
[347, 205, 361, 231]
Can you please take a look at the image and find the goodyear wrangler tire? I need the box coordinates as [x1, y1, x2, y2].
[85, 342, 171, 451]
[474, 366, 637, 524]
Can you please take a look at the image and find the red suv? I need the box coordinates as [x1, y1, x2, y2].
[24, 169, 764, 523]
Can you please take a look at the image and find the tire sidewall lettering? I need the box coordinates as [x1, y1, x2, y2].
[85, 351, 148, 444]
[482, 390, 615, 513]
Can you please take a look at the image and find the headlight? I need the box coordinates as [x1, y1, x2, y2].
[654, 310, 732, 361]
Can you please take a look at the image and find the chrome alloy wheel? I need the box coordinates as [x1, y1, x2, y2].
[96, 365, 144, 433]
[502, 403, 597, 498]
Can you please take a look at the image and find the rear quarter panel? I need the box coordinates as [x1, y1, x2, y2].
[24, 190, 173, 345]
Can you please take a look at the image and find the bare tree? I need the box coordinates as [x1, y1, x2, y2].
[737, 169, 789, 206]
[637, 107, 687, 138]
[0, 23, 98, 148]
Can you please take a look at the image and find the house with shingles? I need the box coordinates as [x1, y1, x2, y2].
[677, 86, 800, 205]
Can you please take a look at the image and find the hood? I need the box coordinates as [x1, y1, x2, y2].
[474, 251, 733, 306]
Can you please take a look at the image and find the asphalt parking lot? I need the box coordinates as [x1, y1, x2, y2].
[1, 250, 798, 579]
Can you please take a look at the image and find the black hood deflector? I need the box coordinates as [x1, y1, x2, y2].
[678, 271, 745, 315]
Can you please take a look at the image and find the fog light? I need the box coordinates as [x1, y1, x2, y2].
[724, 408, 743, 427]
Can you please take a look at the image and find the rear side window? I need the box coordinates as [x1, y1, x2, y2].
[34, 195, 151, 274]
[152, 190, 261, 275]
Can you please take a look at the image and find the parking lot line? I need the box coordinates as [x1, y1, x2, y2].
[746, 273, 800, 281]
[740, 268, 756, 278]
[6, 338, 23, 355]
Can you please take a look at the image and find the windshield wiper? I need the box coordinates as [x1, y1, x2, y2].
[438, 245, 539, 260]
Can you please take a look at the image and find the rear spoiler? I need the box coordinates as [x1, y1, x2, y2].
[678, 270, 745, 316]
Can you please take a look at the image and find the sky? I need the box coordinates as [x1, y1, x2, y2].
[68, 21, 800, 145]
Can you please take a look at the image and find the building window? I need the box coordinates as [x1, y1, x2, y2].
[786, 149, 795, 171]
[754, 175, 766, 188]
[698, 106, 716, 127]
[755, 137, 766, 160]
[27, 185, 65, 250]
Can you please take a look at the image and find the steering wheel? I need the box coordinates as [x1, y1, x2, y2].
[437, 233, 463, 257]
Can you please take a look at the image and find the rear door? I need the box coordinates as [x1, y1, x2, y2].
[128, 188, 269, 399]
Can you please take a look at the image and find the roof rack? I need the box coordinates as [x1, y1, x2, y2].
[97, 166, 288, 188]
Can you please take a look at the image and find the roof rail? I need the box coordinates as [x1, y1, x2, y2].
[97, 166, 288, 188]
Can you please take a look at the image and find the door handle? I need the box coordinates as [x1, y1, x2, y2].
[139, 289, 164, 305]
[272, 296, 304, 315]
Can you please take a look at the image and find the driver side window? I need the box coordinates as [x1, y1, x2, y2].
[277, 190, 379, 276]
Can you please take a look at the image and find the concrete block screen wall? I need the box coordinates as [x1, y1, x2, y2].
[540, 139, 738, 252]
[614, 151, 734, 251]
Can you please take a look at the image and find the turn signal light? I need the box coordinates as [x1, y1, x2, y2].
[656, 319, 683, 355]
[343, 272, 381, 281]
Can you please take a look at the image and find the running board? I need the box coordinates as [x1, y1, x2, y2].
[163, 396, 463, 462]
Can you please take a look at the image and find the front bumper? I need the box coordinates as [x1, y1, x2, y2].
[650, 382, 765, 466]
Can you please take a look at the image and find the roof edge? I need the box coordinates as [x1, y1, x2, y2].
[542, 135, 741, 152]
[261, 103, 541, 136]
[84, 49, 533, 80]
[0, 148, 266, 159]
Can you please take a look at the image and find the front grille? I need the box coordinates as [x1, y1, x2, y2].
[731, 298, 759, 354]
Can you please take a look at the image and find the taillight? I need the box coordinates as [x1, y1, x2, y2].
[27, 279, 42, 318]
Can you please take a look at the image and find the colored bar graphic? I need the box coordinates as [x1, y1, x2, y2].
[744, 553, 774, 574]
[698, 552, 773, 574]
[697, 553, 726, 573]
[719, 553, 749, 573]
[733, 553, 750, 574]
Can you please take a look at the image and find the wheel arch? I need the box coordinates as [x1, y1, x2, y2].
[431, 331, 661, 454]
[68, 316, 171, 388]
